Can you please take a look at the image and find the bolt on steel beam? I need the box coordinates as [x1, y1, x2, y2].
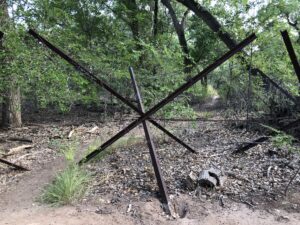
[28, 29, 196, 154]
[129, 66, 173, 214]
[79, 33, 257, 164]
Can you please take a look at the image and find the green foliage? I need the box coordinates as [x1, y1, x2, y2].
[160, 102, 196, 119]
[1, 0, 300, 117]
[41, 165, 90, 205]
[262, 124, 296, 152]
[271, 132, 294, 151]
[41, 140, 90, 205]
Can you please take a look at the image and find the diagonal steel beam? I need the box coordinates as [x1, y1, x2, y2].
[28, 29, 196, 154]
[79, 33, 257, 163]
[281, 30, 300, 91]
[129, 66, 171, 213]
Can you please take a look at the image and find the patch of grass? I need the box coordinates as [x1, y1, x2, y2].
[197, 111, 214, 119]
[261, 124, 296, 152]
[190, 84, 218, 101]
[41, 140, 90, 205]
[41, 165, 90, 205]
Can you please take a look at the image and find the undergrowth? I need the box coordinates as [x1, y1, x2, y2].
[86, 134, 145, 162]
[41, 140, 90, 205]
[262, 124, 298, 153]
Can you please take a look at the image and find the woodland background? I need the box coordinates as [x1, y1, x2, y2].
[0, 0, 300, 127]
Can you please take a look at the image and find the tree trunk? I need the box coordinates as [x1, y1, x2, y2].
[161, 0, 193, 74]
[122, 0, 144, 65]
[2, 85, 22, 128]
[0, 1, 22, 128]
[153, 0, 159, 38]
[176, 0, 237, 49]
[152, 0, 159, 76]
[123, 0, 140, 44]
[176, 0, 296, 101]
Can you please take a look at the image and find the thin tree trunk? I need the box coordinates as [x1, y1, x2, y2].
[152, 0, 159, 76]
[176, 0, 237, 49]
[122, 0, 144, 65]
[161, 0, 193, 74]
[153, 0, 159, 38]
[0, 1, 22, 128]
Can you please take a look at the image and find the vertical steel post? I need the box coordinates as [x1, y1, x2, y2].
[129, 67, 172, 213]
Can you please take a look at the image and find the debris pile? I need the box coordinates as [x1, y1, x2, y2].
[85, 119, 300, 211]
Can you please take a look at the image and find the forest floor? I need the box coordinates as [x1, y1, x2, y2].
[0, 103, 300, 225]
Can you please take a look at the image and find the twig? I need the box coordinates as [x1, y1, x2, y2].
[0, 158, 29, 171]
[284, 166, 300, 196]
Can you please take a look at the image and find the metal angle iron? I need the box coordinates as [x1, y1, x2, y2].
[28, 29, 196, 155]
[79, 33, 257, 163]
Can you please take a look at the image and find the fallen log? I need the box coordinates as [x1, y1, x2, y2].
[233, 119, 300, 154]
[233, 137, 269, 154]
[0, 158, 29, 171]
[6, 144, 33, 156]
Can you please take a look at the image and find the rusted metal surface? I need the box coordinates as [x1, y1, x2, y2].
[0, 158, 29, 171]
[80, 33, 256, 163]
[281, 30, 300, 90]
[129, 66, 171, 210]
[28, 29, 196, 154]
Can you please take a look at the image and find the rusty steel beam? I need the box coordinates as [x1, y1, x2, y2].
[28, 29, 196, 154]
[129, 66, 171, 212]
[79, 33, 257, 163]
[281, 30, 300, 90]
[0, 158, 29, 171]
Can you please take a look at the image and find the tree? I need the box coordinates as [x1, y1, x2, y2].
[161, 0, 193, 74]
[0, 0, 22, 128]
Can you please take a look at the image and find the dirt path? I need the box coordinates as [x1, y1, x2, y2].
[1, 154, 299, 225]
[0, 155, 65, 209]
[1, 195, 300, 225]
[0, 112, 300, 224]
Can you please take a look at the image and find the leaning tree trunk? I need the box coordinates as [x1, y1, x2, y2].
[161, 0, 194, 74]
[0, 0, 22, 128]
[176, 0, 298, 100]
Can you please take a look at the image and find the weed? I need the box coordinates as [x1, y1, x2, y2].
[198, 111, 214, 119]
[41, 140, 90, 205]
[41, 165, 90, 205]
[261, 124, 296, 152]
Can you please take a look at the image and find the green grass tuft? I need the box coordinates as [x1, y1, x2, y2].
[41, 140, 89, 205]
[41, 165, 89, 205]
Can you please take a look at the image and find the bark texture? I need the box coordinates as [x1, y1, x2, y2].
[162, 0, 193, 74]
[0, 0, 22, 127]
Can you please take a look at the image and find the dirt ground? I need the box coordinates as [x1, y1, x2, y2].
[0, 107, 300, 225]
